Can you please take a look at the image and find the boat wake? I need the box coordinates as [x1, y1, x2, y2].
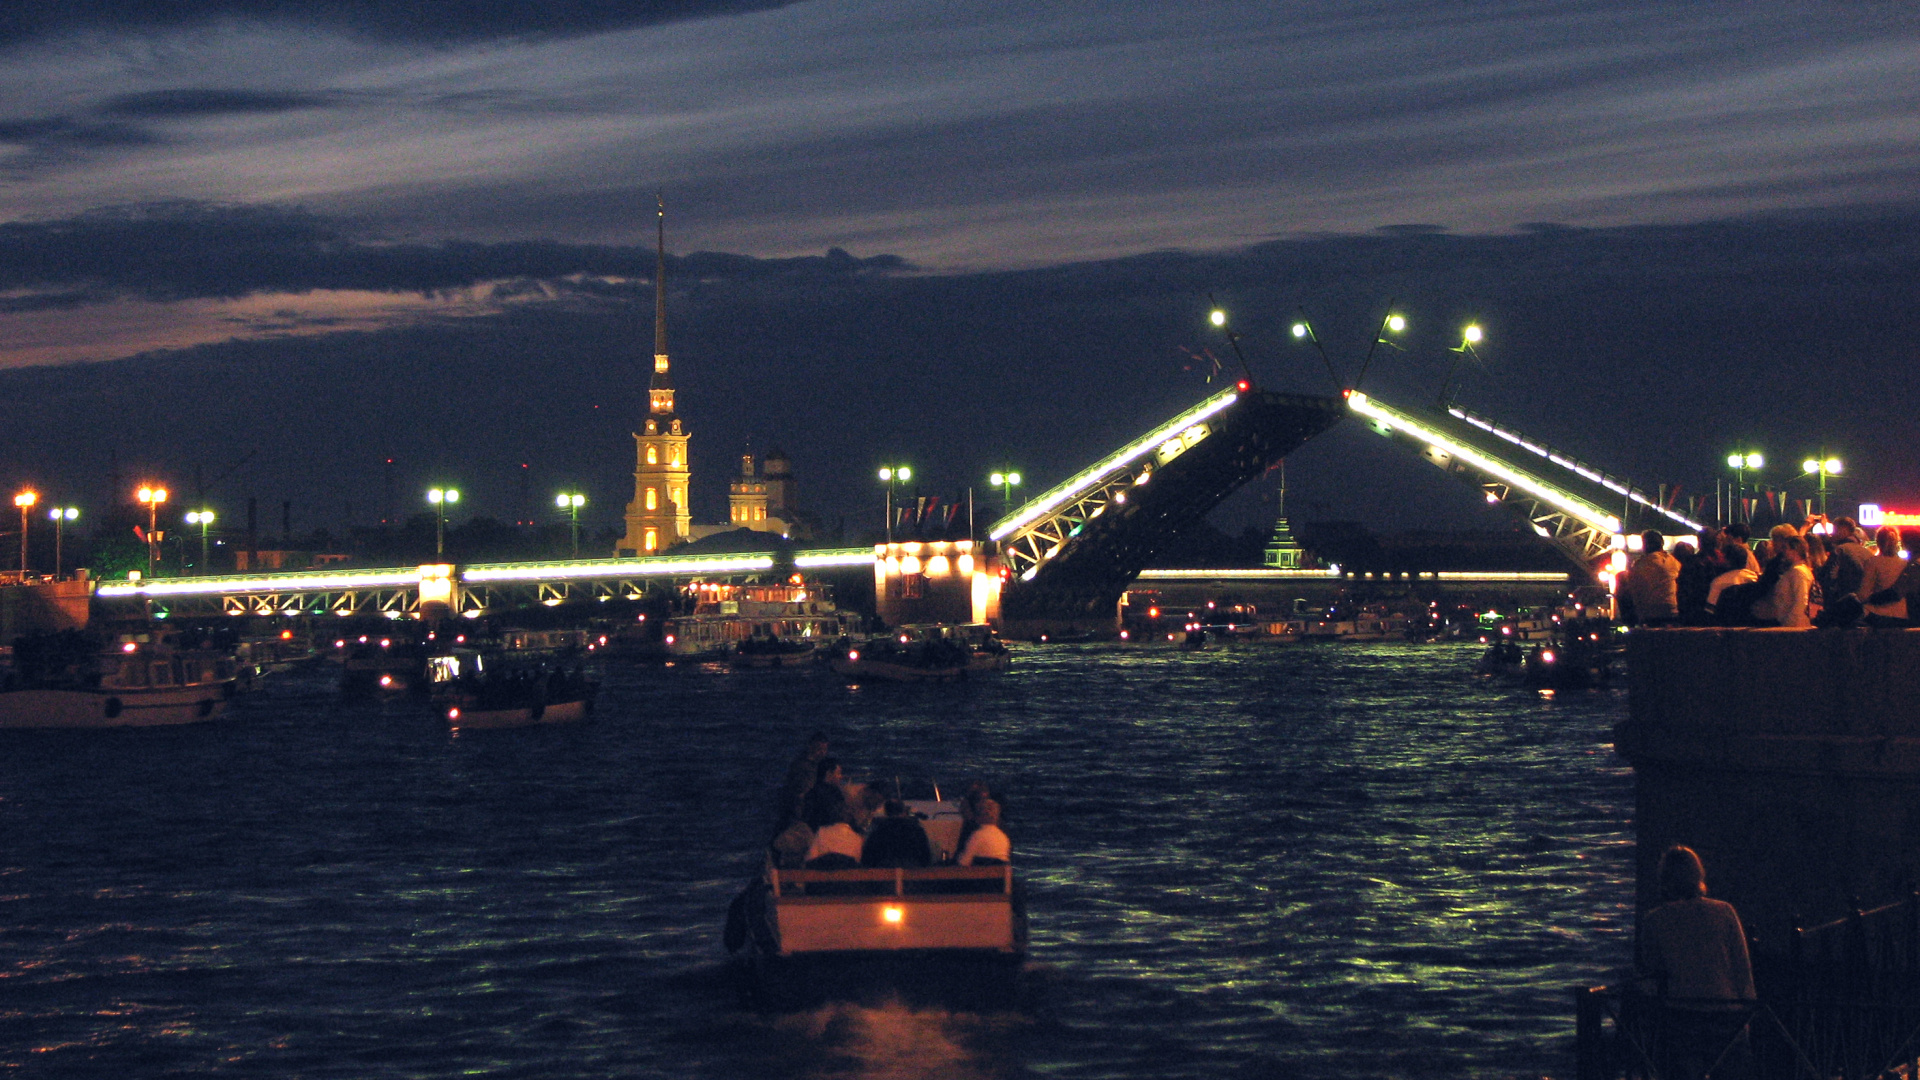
[767, 997, 1029, 1080]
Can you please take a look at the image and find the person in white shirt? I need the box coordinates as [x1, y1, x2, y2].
[1752, 527, 1813, 628]
[956, 798, 1011, 866]
[805, 803, 865, 868]
[1861, 525, 1910, 626]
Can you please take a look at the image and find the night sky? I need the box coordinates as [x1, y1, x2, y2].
[1, 1, 1917, 542]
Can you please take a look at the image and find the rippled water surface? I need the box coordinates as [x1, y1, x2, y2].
[0, 642, 1636, 1078]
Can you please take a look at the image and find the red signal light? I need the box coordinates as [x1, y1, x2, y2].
[1236, 380, 1250, 392]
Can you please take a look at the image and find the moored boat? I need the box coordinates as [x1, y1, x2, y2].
[0, 631, 236, 729]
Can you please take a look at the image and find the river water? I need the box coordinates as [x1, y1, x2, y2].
[0, 642, 1635, 1079]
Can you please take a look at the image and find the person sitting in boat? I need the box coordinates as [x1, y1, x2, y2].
[803, 796, 865, 870]
[797, 757, 847, 829]
[861, 798, 933, 868]
[956, 798, 1010, 867]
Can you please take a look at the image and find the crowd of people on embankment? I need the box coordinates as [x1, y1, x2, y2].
[766, 732, 1011, 871]
[1618, 516, 1916, 629]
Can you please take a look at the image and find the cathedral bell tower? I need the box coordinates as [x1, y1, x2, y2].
[620, 197, 691, 555]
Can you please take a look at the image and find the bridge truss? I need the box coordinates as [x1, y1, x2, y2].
[1346, 392, 1628, 574]
[989, 383, 1346, 625]
[92, 550, 876, 620]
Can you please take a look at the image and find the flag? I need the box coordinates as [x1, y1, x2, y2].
[1662, 483, 1683, 511]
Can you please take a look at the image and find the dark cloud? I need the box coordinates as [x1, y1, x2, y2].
[0, 202, 907, 301]
[0, 1, 805, 46]
[99, 88, 339, 118]
[0, 115, 153, 153]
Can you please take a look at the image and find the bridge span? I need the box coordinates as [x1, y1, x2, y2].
[88, 381, 1693, 624]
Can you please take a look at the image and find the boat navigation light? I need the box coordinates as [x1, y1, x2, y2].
[882, 905, 904, 925]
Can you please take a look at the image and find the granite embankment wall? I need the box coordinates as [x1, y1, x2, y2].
[1618, 628, 1920, 951]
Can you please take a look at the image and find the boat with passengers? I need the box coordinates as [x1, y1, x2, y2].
[825, 623, 1009, 682]
[726, 778, 1025, 999]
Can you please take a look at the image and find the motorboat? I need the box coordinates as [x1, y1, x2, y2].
[0, 631, 237, 729]
[725, 781, 1025, 995]
[827, 624, 1008, 682]
[442, 664, 599, 731]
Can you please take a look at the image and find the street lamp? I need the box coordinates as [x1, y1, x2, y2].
[427, 487, 460, 557]
[1800, 456, 1843, 518]
[1725, 452, 1763, 524]
[988, 470, 1022, 511]
[878, 465, 912, 542]
[1205, 303, 1255, 385]
[137, 486, 168, 576]
[12, 491, 35, 577]
[1438, 323, 1485, 406]
[556, 492, 586, 559]
[47, 506, 76, 579]
[185, 510, 215, 575]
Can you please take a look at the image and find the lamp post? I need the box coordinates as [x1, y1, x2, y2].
[878, 465, 912, 542]
[47, 506, 76, 579]
[1800, 456, 1843, 518]
[427, 487, 459, 557]
[1437, 323, 1485, 407]
[988, 470, 1022, 512]
[137, 486, 168, 576]
[185, 510, 215, 574]
[13, 491, 36, 577]
[1206, 305, 1255, 384]
[1724, 452, 1763, 524]
[556, 492, 585, 559]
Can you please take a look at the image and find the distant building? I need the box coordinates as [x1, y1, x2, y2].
[235, 550, 352, 572]
[618, 200, 691, 557]
[725, 449, 814, 540]
[1263, 460, 1307, 569]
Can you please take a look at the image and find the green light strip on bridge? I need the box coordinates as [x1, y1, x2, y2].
[97, 568, 421, 598]
[988, 386, 1242, 542]
[794, 549, 878, 568]
[462, 554, 774, 583]
[1347, 392, 1621, 537]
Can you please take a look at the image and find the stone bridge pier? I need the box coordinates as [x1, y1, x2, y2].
[1617, 628, 1920, 950]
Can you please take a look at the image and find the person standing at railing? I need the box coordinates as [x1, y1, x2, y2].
[1623, 530, 1681, 626]
[1638, 845, 1756, 1080]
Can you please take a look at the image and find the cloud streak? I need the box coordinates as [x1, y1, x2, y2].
[0, 0, 1912, 268]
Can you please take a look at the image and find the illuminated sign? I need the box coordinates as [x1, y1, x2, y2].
[1859, 504, 1920, 528]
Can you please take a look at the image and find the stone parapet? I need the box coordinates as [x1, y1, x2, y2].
[1618, 627, 1920, 950]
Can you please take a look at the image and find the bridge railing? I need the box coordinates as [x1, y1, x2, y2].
[1445, 405, 1704, 534]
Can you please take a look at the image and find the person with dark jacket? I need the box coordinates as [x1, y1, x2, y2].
[861, 799, 933, 868]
